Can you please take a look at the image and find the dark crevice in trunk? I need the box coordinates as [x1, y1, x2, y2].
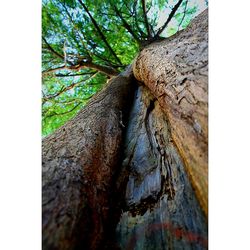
[98, 77, 138, 250]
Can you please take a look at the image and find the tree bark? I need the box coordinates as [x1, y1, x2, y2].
[42, 68, 135, 249]
[133, 9, 208, 216]
[42, 9, 208, 250]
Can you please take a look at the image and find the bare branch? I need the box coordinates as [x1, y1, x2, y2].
[42, 65, 66, 75]
[155, 0, 184, 37]
[43, 73, 98, 103]
[141, 0, 152, 38]
[78, 0, 122, 65]
[55, 71, 97, 77]
[112, 4, 140, 43]
[83, 61, 119, 76]
[52, 98, 91, 105]
[44, 103, 82, 119]
[42, 59, 118, 77]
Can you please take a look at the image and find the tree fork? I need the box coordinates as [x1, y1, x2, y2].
[78, 0, 122, 65]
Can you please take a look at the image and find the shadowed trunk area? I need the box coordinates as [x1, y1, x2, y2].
[42, 70, 135, 250]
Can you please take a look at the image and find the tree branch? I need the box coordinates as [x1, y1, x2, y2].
[60, 1, 92, 59]
[42, 65, 66, 75]
[141, 0, 152, 38]
[42, 60, 118, 77]
[55, 71, 97, 77]
[155, 0, 184, 37]
[83, 61, 119, 76]
[133, 1, 147, 38]
[78, 0, 122, 65]
[43, 5, 119, 78]
[86, 47, 123, 68]
[42, 37, 64, 60]
[44, 103, 82, 119]
[43, 73, 97, 103]
[112, 4, 140, 43]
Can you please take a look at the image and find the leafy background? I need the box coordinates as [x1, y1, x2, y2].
[42, 0, 208, 136]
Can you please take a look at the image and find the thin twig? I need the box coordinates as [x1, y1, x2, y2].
[42, 37, 64, 60]
[42, 59, 118, 76]
[43, 72, 98, 103]
[44, 103, 82, 119]
[133, 1, 147, 38]
[60, 1, 91, 59]
[42, 65, 66, 75]
[55, 71, 97, 77]
[78, 0, 122, 65]
[112, 4, 140, 42]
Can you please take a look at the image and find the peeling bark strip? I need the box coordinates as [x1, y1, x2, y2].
[42, 69, 134, 250]
[116, 86, 207, 250]
[133, 10, 208, 215]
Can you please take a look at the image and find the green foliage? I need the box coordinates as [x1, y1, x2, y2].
[42, 0, 207, 136]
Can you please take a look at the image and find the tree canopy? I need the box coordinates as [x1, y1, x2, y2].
[42, 0, 207, 136]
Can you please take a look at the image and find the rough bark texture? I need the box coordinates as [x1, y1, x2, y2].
[133, 9, 208, 215]
[42, 10, 208, 250]
[42, 69, 135, 250]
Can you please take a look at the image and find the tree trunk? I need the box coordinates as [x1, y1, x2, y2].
[42, 9, 208, 250]
[42, 68, 135, 250]
[133, 9, 208, 216]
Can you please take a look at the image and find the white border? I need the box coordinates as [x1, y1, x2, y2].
[210, 0, 250, 249]
[1, 0, 250, 249]
[0, 0, 41, 249]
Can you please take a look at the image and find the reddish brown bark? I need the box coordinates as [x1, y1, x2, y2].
[42, 69, 134, 249]
[133, 9, 208, 215]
